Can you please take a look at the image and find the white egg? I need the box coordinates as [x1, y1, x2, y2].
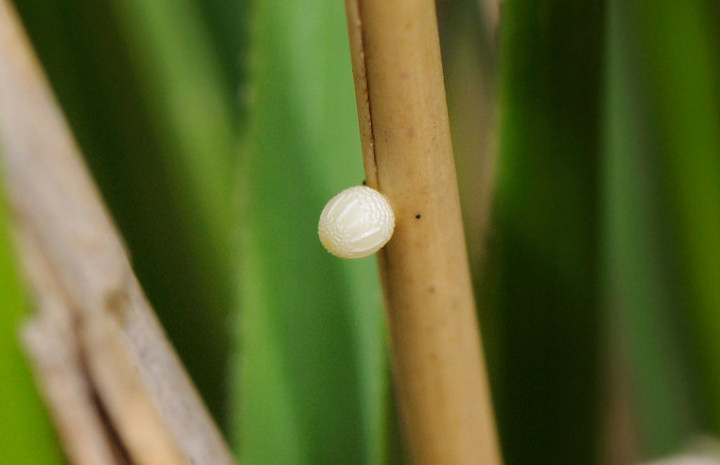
[318, 185, 395, 259]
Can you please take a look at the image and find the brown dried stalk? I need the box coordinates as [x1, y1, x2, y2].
[0, 2, 237, 464]
[344, 1, 503, 464]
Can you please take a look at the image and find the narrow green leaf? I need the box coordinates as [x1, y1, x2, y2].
[104, 0, 239, 428]
[493, 2, 604, 463]
[632, 0, 720, 433]
[604, 2, 700, 455]
[235, 2, 389, 464]
[190, 0, 248, 114]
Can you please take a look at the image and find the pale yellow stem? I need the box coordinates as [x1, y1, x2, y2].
[344, 1, 503, 464]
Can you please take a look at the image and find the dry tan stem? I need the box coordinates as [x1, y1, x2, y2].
[0, 2, 237, 465]
[344, 1, 502, 464]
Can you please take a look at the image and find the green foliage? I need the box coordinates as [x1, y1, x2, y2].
[631, 0, 720, 435]
[492, 2, 604, 463]
[604, 0, 706, 455]
[235, 2, 390, 464]
[4, 0, 720, 463]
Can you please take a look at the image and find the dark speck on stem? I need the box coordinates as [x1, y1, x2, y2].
[415, 214, 422, 219]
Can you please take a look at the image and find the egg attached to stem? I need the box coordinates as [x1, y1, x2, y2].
[318, 186, 395, 259]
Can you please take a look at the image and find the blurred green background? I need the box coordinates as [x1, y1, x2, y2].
[2, 0, 720, 464]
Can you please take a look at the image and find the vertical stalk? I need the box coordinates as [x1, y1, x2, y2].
[344, 1, 502, 464]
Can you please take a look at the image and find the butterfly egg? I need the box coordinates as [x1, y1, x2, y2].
[318, 185, 395, 259]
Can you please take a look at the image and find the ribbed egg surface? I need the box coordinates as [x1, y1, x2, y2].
[318, 186, 395, 259]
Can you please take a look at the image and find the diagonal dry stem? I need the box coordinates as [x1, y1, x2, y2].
[0, 2, 237, 464]
[343, 1, 503, 464]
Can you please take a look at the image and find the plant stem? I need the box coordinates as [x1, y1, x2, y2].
[344, 1, 502, 464]
[0, 2, 236, 463]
